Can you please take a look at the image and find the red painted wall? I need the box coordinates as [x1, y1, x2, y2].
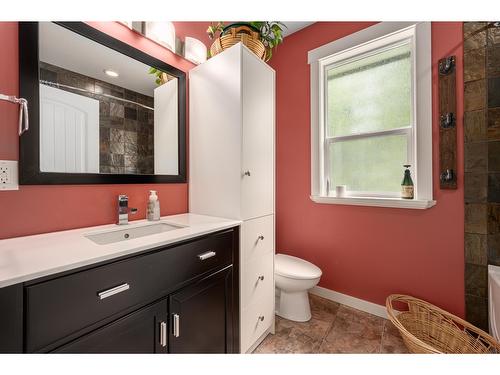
[0, 22, 195, 239]
[0, 21, 465, 316]
[270, 22, 465, 316]
[173, 22, 213, 49]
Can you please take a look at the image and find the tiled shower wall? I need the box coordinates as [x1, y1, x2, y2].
[463, 22, 500, 330]
[40, 62, 155, 174]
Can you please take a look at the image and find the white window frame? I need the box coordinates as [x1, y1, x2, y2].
[309, 22, 436, 209]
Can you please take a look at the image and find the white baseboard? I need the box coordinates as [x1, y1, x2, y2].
[310, 286, 389, 319]
[246, 327, 272, 354]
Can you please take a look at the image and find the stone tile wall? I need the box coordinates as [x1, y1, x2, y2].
[40, 62, 155, 174]
[463, 22, 500, 330]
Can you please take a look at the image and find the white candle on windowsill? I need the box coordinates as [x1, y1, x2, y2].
[335, 185, 347, 198]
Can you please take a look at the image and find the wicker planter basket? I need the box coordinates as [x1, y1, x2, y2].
[210, 25, 267, 61]
[386, 294, 500, 353]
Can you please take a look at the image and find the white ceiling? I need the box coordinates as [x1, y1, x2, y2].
[39, 22, 158, 97]
[282, 22, 314, 37]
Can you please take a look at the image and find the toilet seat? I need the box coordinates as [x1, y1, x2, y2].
[275, 254, 322, 280]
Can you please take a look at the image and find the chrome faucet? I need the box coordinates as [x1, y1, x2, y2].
[117, 195, 138, 225]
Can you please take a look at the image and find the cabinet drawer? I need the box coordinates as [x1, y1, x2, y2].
[26, 229, 235, 352]
[241, 251, 273, 310]
[241, 295, 274, 353]
[241, 215, 274, 262]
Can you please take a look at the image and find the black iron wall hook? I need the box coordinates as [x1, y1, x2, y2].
[439, 56, 455, 75]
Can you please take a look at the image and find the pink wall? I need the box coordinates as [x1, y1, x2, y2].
[0, 21, 465, 315]
[270, 22, 465, 316]
[0, 22, 195, 239]
[173, 22, 213, 49]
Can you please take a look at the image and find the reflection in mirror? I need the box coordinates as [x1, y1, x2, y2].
[38, 22, 179, 175]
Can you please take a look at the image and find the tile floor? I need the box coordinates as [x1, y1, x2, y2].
[254, 294, 409, 354]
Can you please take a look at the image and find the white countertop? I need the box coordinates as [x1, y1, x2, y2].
[0, 213, 241, 288]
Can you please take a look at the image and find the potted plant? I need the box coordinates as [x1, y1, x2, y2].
[207, 21, 286, 62]
[148, 67, 170, 85]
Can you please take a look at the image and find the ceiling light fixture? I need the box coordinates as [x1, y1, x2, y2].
[104, 69, 119, 78]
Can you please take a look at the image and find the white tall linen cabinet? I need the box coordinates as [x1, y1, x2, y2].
[189, 43, 275, 353]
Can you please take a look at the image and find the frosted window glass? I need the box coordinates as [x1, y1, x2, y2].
[329, 134, 407, 193]
[326, 43, 412, 137]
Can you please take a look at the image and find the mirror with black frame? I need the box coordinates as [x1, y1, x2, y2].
[19, 22, 186, 184]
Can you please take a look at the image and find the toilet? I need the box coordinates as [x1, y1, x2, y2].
[275, 254, 322, 322]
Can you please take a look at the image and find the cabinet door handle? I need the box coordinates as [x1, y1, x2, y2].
[159, 321, 167, 347]
[258, 275, 264, 281]
[173, 314, 180, 338]
[259, 315, 265, 322]
[257, 235, 264, 241]
[198, 251, 216, 261]
[243, 170, 251, 176]
[97, 283, 130, 300]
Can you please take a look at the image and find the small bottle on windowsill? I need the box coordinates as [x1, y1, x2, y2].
[401, 165, 414, 200]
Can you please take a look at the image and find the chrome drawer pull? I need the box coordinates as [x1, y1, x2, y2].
[173, 313, 180, 338]
[98, 283, 130, 300]
[198, 251, 216, 261]
[160, 321, 167, 347]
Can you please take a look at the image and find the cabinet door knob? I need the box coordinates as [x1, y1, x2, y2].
[159, 321, 167, 347]
[258, 235, 264, 241]
[244, 170, 251, 177]
[258, 275, 264, 281]
[173, 313, 180, 338]
[258, 315, 265, 322]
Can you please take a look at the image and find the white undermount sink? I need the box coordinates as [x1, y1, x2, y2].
[85, 222, 187, 245]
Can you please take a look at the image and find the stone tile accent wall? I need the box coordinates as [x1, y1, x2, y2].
[463, 22, 500, 330]
[40, 62, 155, 174]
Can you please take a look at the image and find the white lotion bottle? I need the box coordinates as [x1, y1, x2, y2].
[147, 190, 161, 221]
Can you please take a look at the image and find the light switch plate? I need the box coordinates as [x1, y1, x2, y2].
[0, 160, 19, 191]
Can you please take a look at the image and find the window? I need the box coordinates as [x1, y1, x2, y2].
[309, 22, 435, 209]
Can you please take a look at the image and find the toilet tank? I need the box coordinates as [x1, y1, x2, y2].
[489, 264, 500, 340]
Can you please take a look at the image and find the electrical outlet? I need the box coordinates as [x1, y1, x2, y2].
[0, 160, 19, 191]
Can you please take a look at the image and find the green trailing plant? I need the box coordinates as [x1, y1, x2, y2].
[148, 67, 166, 85]
[248, 21, 286, 61]
[207, 21, 286, 61]
[207, 22, 225, 40]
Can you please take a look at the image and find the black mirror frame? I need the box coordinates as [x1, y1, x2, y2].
[19, 22, 187, 185]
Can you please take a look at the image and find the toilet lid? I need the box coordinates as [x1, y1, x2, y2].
[275, 254, 322, 280]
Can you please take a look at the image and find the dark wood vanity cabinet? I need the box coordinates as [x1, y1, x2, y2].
[169, 266, 234, 354]
[54, 298, 169, 354]
[0, 227, 239, 354]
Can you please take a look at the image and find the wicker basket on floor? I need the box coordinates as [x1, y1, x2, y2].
[210, 25, 266, 61]
[386, 294, 500, 354]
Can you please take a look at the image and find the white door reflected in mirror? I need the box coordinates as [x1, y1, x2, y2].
[40, 84, 99, 173]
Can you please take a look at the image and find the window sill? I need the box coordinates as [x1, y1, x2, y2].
[310, 195, 436, 210]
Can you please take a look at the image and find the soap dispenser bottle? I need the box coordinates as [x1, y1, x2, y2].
[147, 190, 161, 221]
